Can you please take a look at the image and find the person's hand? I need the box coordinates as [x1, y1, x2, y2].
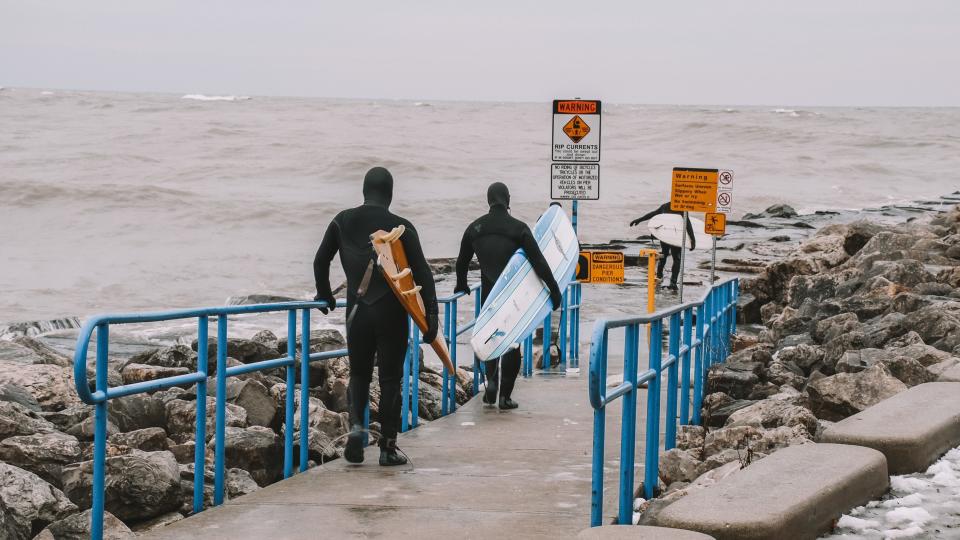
[549, 287, 563, 312]
[314, 292, 336, 315]
[453, 281, 470, 296]
[629, 218, 642, 227]
[423, 305, 439, 344]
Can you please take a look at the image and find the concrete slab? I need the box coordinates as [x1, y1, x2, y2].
[820, 382, 960, 474]
[578, 525, 715, 539]
[652, 443, 888, 540]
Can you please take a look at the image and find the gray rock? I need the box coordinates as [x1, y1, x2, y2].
[168, 441, 195, 464]
[0, 362, 79, 412]
[836, 349, 936, 387]
[129, 344, 198, 372]
[764, 360, 806, 389]
[129, 510, 183, 535]
[658, 449, 703, 485]
[775, 344, 824, 373]
[292, 396, 348, 441]
[61, 450, 182, 522]
[250, 330, 279, 352]
[120, 363, 190, 385]
[8, 337, 72, 367]
[107, 394, 167, 433]
[744, 204, 798, 220]
[0, 401, 57, 440]
[903, 303, 960, 352]
[674, 425, 705, 453]
[293, 428, 339, 466]
[164, 398, 247, 444]
[706, 362, 760, 399]
[0, 432, 81, 488]
[418, 381, 443, 421]
[0, 463, 77, 540]
[192, 337, 282, 364]
[725, 398, 819, 435]
[807, 363, 908, 421]
[316, 376, 349, 413]
[0, 382, 42, 412]
[65, 415, 119, 442]
[703, 425, 763, 458]
[207, 426, 282, 487]
[813, 313, 860, 345]
[226, 467, 260, 499]
[109, 427, 169, 452]
[34, 509, 133, 540]
[230, 379, 278, 429]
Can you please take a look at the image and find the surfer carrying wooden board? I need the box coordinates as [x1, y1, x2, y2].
[313, 167, 439, 466]
[454, 182, 563, 410]
[629, 201, 696, 291]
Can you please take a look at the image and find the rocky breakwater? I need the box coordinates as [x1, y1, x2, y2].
[639, 205, 960, 524]
[0, 326, 473, 539]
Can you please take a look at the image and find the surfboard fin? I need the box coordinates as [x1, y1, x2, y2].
[400, 286, 422, 296]
[387, 268, 411, 280]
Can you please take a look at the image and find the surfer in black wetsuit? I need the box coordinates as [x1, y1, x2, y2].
[313, 166, 439, 466]
[629, 202, 696, 291]
[454, 182, 563, 410]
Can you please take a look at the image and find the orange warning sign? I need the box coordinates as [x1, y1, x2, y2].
[704, 212, 726, 236]
[563, 115, 590, 143]
[577, 251, 624, 283]
[556, 100, 599, 114]
[670, 167, 719, 213]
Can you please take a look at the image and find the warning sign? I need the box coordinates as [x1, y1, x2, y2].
[552, 99, 601, 162]
[576, 251, 624, 284]
[715, 169, 735, 214]
[551, 163, 599, 200]
[704, 212, 727, 235]
[670, 167, 719, 213]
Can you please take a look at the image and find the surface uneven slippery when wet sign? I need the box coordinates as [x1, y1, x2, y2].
[670, 167, 718, 212]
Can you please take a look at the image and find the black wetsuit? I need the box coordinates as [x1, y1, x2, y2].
[455, 183, 562, 403]
[313, 168, 437, 449]
[631, 202, 696, 287]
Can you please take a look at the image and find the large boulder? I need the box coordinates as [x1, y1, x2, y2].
[120, 363, 190, 385]
[292, 397, 348, 441]
[191, 337, 281, 364]
[0, 382, 42, 412]
[107, 394, 167, 433]
[0, 401, 57, 440]
[229, 379, 278, 429]
[812, 313, 860, 345]
[703, 425, 763, 458]
[109, 427, 169, 452]
[902, 303, 960, 352]
[0, 463, 77, 540]
[164, 398, 247, 444]
[128, 344, 197, 372]
[61, 450, 182, 522]
[33, 509, 133, 540]
[725, 398, 819, 435]
[706, 362, 760, 399]
[293, 427, 339, 465]
[208, 426, 282, 487]
[835, 349, 936, 387]
[658, 449, 703, 486]
[0, 432, 81, 488]
[0, 362, 79, 412]
[774, 344, 824, 374]
[807, 363, 908, 421]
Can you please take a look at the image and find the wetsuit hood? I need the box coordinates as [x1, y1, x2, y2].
[362, 167, 393, 208]
[487, 182, 510, 210]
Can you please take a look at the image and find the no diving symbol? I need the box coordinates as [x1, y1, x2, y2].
[718, 192, 732, 206]
[719, 171, 733, 185]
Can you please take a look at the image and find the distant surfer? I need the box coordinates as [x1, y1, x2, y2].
[454, 182, 563, 410]
[629, 202, 696, 291]
[313, 166, 439, 466]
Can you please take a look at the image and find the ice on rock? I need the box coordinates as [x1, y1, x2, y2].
[880, 526, 923, 538]
[889, 476, 929, 493]
[884, 506, 932, 525]
[836, 514, 881, 531]
[879, 493, 923, 508]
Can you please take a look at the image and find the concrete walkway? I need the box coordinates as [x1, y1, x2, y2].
[144, 363, 657, 539]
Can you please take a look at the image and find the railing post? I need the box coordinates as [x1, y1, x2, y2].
[618, 324, 640, 525]
[298, 309, 310, 472]
[590, 329, 608, 527]
[193, 316, 208, 513]
[214, 314, 227, 506]
[693, 303, 706, 424]
[402, 331, 412, 433]
[732, 279, 739, 336]
[283, 310, 296, 479]
[91, 324, 109, 540]
[542, 313, 552, 371]
[441, 303, 451, 416]
[473, 287, 483, 394]
[559, 289, 569, 371]
[449, 298, 458, 412]
[412, 326, 421, 429]
[523, 335, 533, 378]
[680, 308, 693, 426]
[665, 313, 681, 450]
[644, 319, 663, 499]
[573, 284, 581, 368]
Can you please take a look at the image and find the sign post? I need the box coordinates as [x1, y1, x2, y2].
[551, 99, 602, 233]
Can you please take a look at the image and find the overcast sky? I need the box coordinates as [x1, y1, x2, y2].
[2, 1, 958, 106]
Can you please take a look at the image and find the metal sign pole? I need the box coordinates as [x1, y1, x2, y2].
[678, 211, 688, 302]
[710, 236, 717, 284]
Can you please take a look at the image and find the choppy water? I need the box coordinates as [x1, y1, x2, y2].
[1, 87, 959, 323]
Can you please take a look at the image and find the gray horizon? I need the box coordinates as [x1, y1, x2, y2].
[2, 1, 959, 107]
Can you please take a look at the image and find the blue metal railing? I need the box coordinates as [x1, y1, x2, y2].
[74, 281, 582, 538]
[521, 282, 583, 376]
[587, 278, 738, 527]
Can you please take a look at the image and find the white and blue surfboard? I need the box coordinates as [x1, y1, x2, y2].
[470, 205, 579, 361]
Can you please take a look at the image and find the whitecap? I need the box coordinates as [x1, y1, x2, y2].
[413, 101, 431, 107]
[182, 94, 251, 102]
[40, 91, 54, 96]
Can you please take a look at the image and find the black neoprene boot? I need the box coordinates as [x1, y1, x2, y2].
[482, 359, 499, 405]
[344, 423, 365, 464]
[499, 396, 519, 410]
[379, 438, 408, 466]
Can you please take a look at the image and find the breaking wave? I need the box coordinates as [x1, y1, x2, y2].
[182, 94, 251, 102]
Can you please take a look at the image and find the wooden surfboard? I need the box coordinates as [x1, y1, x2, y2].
[370, 226, 455, 373]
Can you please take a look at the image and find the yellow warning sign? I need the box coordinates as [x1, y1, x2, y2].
[704, 212, 726, 236]
[670, 167, 719, 213]
[563, 115, 591, 144]
[577, 251, 624, 284]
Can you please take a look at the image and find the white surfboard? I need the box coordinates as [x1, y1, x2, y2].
[470, 205, 579, 362]
[648, 214, 712, 249]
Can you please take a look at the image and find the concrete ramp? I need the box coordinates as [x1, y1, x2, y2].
[652, 443, 888, 540]
[578, 526, 715, 539]
[820, 381, 960, 474]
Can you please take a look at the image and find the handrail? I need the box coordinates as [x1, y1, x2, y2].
[588, 278, 739, 527]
